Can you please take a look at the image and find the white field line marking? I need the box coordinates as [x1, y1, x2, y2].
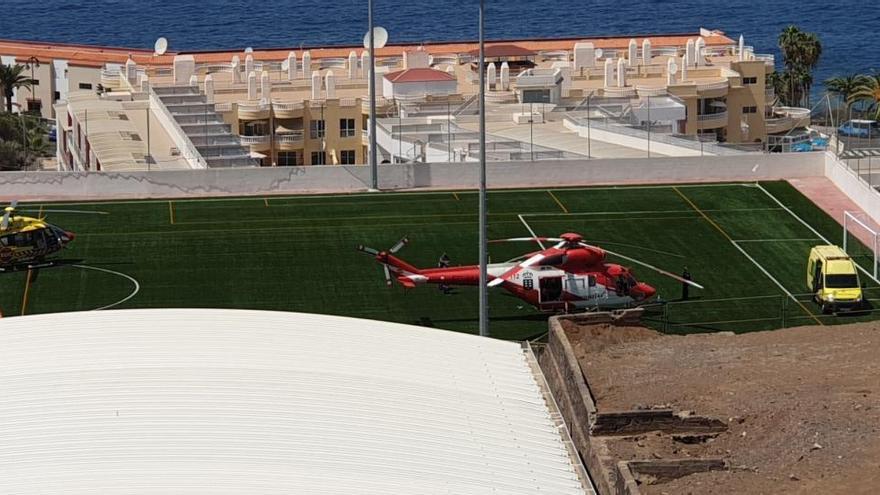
[734, 238, 823, 243]
[20, 182, 759, 208]
[518, 214, 547, 250]
[524, 207, 783, 217]
[730, 241, 800, 303]
[756, 183, 880, 286]
[72, 264, 141, 311]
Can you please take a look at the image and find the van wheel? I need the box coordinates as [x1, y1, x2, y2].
[820, 303, 831, 315]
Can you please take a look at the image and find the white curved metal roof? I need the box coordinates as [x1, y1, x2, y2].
[0, 309, 586, 494]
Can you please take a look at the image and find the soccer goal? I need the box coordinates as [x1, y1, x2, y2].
[843, 211, 880, 280]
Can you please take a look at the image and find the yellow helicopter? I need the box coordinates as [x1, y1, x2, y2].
[0, 200, 78, 272]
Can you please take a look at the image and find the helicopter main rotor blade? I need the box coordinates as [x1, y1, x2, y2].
[489, 237, 563, 244]
[383, 264, 392, 286]
[584, 242, 704, 289]
[389, 236, 409, 254]
[18, 209, 109, 215]
[357, 245, 380, 256]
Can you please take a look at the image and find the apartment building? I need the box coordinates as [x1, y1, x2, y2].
[2, 29, 808, 169]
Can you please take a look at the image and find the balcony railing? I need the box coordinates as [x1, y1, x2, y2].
[753, 54, 775, 67]
[698, 111, 728, 122]
[239, 135, 270, 145]
[696, 80, 729, 92]
[239, 103, 270, 113]
[271, 101, 304, 111]
[276, 132, 304, 144]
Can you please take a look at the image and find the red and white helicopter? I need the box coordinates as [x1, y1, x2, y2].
[358, 232, 703, 312]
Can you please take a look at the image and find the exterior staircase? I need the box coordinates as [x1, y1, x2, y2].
[152, 86, 257, 168]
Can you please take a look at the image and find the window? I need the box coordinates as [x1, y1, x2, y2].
[78, 83, 93, 90]
[309, 120, 325, 139]
[26, 99, 42, 114]
[743, 76, 758, 85]
[31, 79, 39, 86]
[54, 91, 61, 101]
[340, 118, 356, 137]
[340, 150, 357, 164]
[277, 151, 303, 166]
[240, 120, 268, 136]
[310, 151, 326, 165]
[743, 106, 758, 114]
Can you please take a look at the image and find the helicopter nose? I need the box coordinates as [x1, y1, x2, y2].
[630, 282, 656, 300]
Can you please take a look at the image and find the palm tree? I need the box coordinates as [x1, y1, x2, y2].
[0, 64, 36, 114]
[850, 74, 880, 120]
[777, 26, 823, 107]
[826, 74, 866, 108]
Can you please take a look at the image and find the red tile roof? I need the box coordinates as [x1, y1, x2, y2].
[467, 44, 537, 58]
[384, 68, 456, 83]
[0, 31, 736, 67]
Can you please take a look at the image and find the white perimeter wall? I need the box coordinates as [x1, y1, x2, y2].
[825, 152, 880, 223]
[0, 152, 825, 201]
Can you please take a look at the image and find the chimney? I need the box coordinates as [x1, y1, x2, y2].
[287, 52, 297, 80]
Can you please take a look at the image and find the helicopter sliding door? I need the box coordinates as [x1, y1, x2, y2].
[539, 276, 563, 303]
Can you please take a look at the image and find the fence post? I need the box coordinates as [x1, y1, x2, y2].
[781, 294, 787, 329]
[663, 302, 669, 333]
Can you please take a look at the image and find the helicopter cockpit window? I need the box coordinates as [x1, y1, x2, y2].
[587, 275, 596, 287]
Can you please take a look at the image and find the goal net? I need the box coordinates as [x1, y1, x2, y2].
[843, 211, 880, 280]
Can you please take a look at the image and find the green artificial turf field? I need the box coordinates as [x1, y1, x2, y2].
[2, 180, 879, 340]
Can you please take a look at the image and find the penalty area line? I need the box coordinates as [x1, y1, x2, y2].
[755, 183, 880, 287]
[674, 186, 823, 326]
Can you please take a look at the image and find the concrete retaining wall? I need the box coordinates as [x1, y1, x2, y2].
[1, 152, 825, 201]
[538, 318, 610, 494]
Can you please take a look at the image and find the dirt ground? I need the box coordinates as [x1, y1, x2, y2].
[563, 320, 880, 494]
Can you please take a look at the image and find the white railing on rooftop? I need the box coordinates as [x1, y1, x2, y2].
[213, 102, 233, 112]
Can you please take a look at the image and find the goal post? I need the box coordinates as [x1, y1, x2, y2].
[843, 211, 880, 280]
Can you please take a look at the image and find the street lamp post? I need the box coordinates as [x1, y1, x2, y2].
[478, 0, 489, 337]
[368, 0, 378, 189]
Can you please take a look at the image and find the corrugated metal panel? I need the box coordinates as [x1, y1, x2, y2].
[0, 309, 585, 494]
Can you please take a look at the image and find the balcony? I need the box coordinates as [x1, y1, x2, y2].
[276, 132, 304, 150]
[272, 101, 304, 119]
[695, 80, 729, 97]
[239, 135, 271, 151]
[238, 102, 270, 120]
[697, 111, 728, 129]
[766, 107, 810, 134]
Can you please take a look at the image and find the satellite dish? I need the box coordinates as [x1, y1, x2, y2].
[595, 48, 604, 59]
[244, 47, 254, 54]
[363, 27, 389, 50]
[154, 37, 168, 56]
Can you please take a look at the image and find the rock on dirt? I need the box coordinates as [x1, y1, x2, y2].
[565, 321, 880, 495]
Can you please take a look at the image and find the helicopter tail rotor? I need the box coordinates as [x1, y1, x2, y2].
[357, 236, 412, 287]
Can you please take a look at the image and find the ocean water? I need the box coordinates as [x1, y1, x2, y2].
[3, 0, 879, 99]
